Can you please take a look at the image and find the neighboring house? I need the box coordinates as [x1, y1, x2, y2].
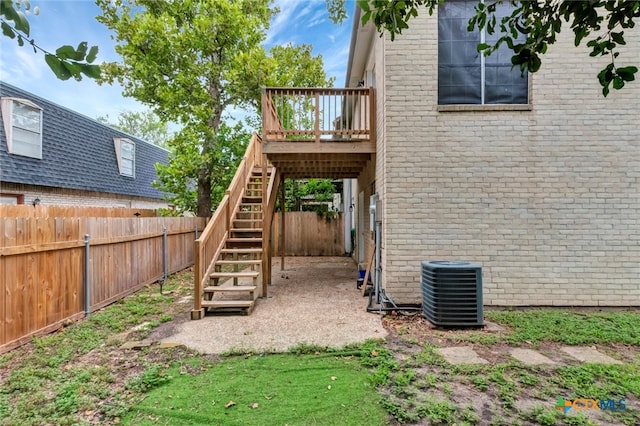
[0, 82, 169, 208]
[342, 2, 640, 306]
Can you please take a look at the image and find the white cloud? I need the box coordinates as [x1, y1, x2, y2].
[0, 45, 44, 83]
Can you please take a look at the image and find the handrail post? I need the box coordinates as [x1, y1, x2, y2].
[369, 87, 376, 144]
[314, 92, 320, 143]
[191, 239, 204, 319]
[225, 190, 231, 233]
[262, 87, 267, 142]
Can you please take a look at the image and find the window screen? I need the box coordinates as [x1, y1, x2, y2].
[438, 0, 528, 105]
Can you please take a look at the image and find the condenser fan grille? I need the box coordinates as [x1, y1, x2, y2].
[421, 261, 483, 326]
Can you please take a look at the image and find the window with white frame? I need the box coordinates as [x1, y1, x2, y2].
[1, 98, 43, 159]
[114, 138, 136, 177]
[438, 0, 528, 105]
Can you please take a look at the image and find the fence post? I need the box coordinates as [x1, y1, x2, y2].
[194, 225, 199, 241]
[84, 234, 91, 317]
[162, 227, 168, 283]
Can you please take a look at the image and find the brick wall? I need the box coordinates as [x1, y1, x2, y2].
[0, 182, 168, 209]
[367, 12, 640, 306]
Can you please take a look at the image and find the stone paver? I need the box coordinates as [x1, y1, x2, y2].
[560, 346, 622, 364]
[120, 341, 152, 350]
[438, 346, 488, 365]
[510, 348, 556, 365]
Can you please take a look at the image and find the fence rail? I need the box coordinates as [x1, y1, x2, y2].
[0, 216, 206, 354]
[1, 205, 159, 217]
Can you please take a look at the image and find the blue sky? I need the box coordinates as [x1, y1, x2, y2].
[0, 0, 355, 123]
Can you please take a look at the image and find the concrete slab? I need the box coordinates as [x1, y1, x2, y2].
[561, 346, 622, 364]
[438, 346, 488, 365]
[483, 321, 506, 333]
[151, 257, 386, 354]
[510, 348, 556, 365]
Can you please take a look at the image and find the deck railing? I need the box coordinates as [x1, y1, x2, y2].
[262, 87, 375, 143]
[191, 132, 264, 319]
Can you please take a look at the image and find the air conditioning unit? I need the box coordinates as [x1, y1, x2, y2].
[421, 261, 483, 327]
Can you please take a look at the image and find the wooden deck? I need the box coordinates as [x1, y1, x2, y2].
[262, 87, 375, 178]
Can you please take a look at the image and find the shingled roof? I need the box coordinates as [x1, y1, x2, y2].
[0, 82, 169, 200]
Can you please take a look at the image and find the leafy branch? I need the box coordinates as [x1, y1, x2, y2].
[356, 0, 639, 97]
[1, 0, 101, 80]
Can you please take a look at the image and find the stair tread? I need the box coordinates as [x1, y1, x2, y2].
[228, 237, 262, 242]
[234, 219, 263, 222]
[221, 248, 262, 253]
[204, 285, 257, 292]
[216, 259, 262, 265]
[231, 228, 262, 232]
[210, 271, 260, 278]
[202, 300, 254, 308]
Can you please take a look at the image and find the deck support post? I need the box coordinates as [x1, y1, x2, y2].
[280, 174, 285, 271]
[261, 154, 269, 297]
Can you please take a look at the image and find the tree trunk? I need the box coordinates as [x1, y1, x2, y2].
[197, 167, 212, 217]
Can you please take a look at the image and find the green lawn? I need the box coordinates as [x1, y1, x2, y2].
[2, 271, 639, 426]
[122, 352, 387, 426]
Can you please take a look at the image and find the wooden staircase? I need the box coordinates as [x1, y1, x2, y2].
[200, 166, 272, 315]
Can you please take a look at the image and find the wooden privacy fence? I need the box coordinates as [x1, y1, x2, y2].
[0, 216, 206, 354]
[272, 211, 344, 256]
[2, 205, 158, 217]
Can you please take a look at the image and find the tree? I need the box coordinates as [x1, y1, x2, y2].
[282, 179, 338, 213]
[154, 120, 250, 214]
[97, 110, 172, 149]
[328, 0, 639, 96]
[1, 0, 101, 80]
[96, 0, 273, 217]
[96, 1, 333, 216]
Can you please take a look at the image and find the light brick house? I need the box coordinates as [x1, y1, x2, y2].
[343, 2, 640, 306]
[0, 82, 169, 209]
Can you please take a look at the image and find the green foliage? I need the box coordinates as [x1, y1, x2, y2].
[0, 272, 192, 425]
[486, 309, 640, 344]
[326, 0, 348, 24]
[358, 340, 400, 386]
[524, 405, 561, 426]
[265, 43, 336, 89]
[97, 0, 333, 216]
[355, 0, 639, 96]
[154, 120, 249, 215]
[288, 341, 331, 354]
[1, 0, 100, 80]
[126, 364, 172, 393]
[415, 398, 458, 425]
[554, 362, 640, 400]
[97, 110, 172, 148]
[282, 178, 337, 213]
[96, 0, 273, 216]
